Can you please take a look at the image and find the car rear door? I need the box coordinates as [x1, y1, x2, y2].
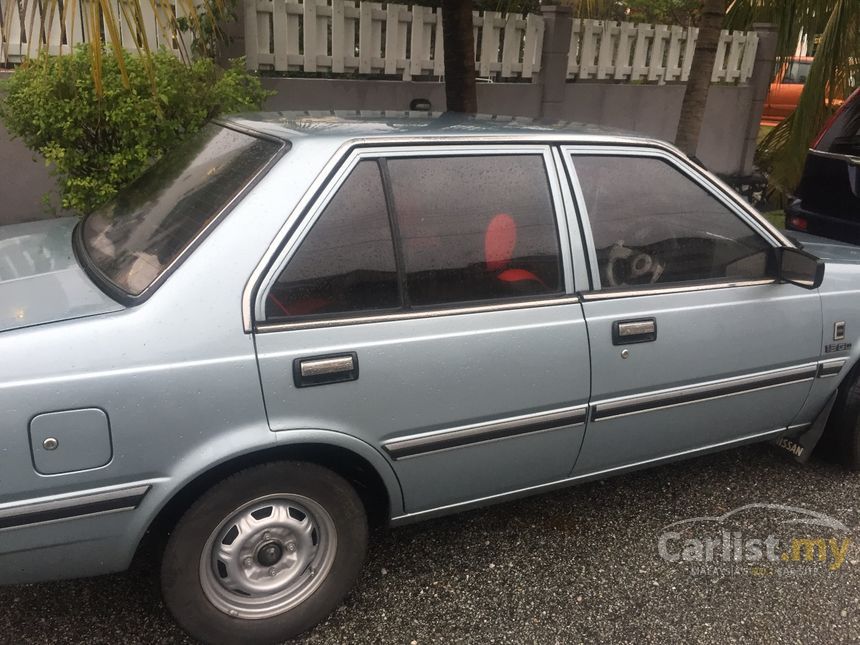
[560, 146, 823, 476]
[253, 144, 591, 517]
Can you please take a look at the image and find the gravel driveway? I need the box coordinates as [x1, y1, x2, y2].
[2, 442, 858, 644]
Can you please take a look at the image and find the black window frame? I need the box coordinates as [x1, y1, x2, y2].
[256, 144, 572, 328]
[564, 147, 783, 296]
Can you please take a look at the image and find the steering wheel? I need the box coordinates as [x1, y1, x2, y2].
[605, 241, 665, 287]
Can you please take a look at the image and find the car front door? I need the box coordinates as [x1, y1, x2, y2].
[562, 147, 823, 476]
[253, 145, 591, 517]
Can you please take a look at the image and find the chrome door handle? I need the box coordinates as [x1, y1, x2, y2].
[293, 353, 358, 388]
[612, 318, 657, 345]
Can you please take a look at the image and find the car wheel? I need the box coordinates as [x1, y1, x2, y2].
[160, 461, 368, 644]
[823, 373, 860, 470]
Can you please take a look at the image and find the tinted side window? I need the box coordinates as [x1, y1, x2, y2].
[266, 160, 399, 319]
[573, 155, 771, 289]
[386, 155, 563, 307]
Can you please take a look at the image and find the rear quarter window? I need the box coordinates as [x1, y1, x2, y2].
[81, 123, 283, 297]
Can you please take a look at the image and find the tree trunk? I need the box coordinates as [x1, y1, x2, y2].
[675, 0, 726, 156]
[441, 0, 478, 114]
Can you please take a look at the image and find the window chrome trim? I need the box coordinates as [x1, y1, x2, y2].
[580, 278, 776, 301]
[543, 148, 577, 295]
[255, 295, 582, 333]
[390, 425, 787, 525]
[558, 148, 600, 290]
[382, 404, 588, 460]
[241, 134, 699, 332]
[251, 143, 576, 332]
[252, 150, 366, 325]
[591, 363, 818, 421]
[243, 139, 355, 331]
[552, 146, 595, 291]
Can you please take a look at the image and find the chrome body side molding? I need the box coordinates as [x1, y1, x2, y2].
[818, 358, 847, 378]
[383, 359, 840, 460]
[0, 484, 152, 531]
[591, 364, 818, 421]
[382, 405, 588, 460]
[390, 425, 786, 525]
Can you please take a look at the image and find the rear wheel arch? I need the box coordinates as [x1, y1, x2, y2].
[134, 439, 401, 565]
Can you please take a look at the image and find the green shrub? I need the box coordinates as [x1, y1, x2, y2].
[0, 47, 272, 214]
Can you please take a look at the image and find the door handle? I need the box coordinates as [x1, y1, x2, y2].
[293, 353, 359, 388]
[612, 318, 657, 345]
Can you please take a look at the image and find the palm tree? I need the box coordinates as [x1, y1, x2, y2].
[675, 0, 726, 156]
[725, 0, 860, 193]
[0, 0, 229, 91]
[561, 0, 859, 191]
[441, 0, 478, 113]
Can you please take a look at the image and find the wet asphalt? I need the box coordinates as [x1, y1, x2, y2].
[1, 442, 859, 644]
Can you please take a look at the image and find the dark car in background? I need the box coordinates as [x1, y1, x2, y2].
[786, 88, 860, 242]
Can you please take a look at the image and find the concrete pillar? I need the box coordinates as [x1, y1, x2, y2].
[538, 5, 574, 121]
[738, 23, 778, 176]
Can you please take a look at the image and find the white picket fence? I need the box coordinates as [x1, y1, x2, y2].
[0, 0, 759, 86]
[569, 19, 759, 83]
[245, 0, 545, 79]
[245, 1, 759, 85]
[0, 0, 190, 64]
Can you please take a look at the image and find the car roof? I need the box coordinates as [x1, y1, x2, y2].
[224, 110, 670, 148]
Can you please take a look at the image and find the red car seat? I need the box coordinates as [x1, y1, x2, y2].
[484, 213, 546, 288]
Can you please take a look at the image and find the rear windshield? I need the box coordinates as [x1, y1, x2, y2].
[817, 91, 860, 155]
[81, 123, 283, 296]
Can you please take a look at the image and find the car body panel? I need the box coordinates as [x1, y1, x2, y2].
[0, 146, 340, 582]
[256, 303, 591, 513]
[792, 231, 860, 264]
[1, 113, 859, 586]
[574, 282, 822, 474]
[0, 217, 122, 332]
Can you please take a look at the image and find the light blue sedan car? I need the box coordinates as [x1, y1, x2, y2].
[2, 114, 859, 643]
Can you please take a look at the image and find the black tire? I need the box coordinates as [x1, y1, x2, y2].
[823, 374, 860, 470]
[160, 461, 368, 644]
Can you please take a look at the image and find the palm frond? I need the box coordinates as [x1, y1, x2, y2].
[1, 0, 229, 94]
[732, 0, 859, 190]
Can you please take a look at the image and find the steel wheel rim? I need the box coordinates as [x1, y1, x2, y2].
[199, 493, 337, 620]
